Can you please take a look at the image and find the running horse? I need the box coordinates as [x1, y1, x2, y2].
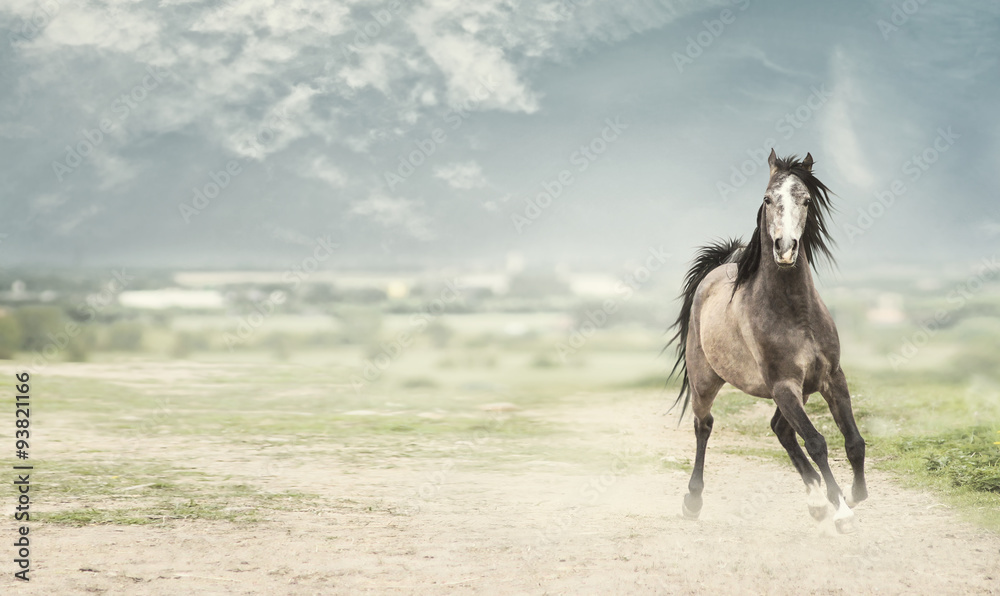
[667, 150, 867, 533]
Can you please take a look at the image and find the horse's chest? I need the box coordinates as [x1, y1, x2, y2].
[796, 341, 828, 394]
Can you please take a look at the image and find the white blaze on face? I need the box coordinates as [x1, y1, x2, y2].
[778, 178, 798, 246]
[770, 175, 808, 263]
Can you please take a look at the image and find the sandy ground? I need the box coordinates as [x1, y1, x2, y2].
[4, 391, 1000, 595]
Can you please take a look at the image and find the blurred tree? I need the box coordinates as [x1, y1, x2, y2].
[335, 306, 382, 344]
[65, 336, 89, 362]
[14, 306, 65, 351]
[425, 320, 453, 348]
[105, 320, 144, 352]
[171, 331, 210, 359]
[0, 314, 22, 359]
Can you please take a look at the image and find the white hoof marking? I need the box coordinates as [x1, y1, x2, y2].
[833, 495, 854, 522]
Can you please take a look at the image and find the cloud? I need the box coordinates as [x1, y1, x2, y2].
[34, 3, 160, 54]
[0, 122, 38, 138]
[350, 194, 433, 241]
[92, 152, 138, 191]
[301, 155, 348, 188]
[408, 2, 539, 113]
[819, 48, 876, 190]
[339, 43, 398, 94]
[263, 222, 315, 246]
[223, 83, 320, 161]
[434, 161, 487, 189]
[53, 202, 105, 235]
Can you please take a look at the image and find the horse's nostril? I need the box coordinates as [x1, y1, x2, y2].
[790, 239, 798, 252]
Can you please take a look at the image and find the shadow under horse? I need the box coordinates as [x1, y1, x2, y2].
[667, 150, 867, 534]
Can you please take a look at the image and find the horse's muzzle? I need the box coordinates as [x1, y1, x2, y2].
[774, 237, 798, 268]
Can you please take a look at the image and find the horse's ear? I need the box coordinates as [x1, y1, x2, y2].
[802, 152, 814, 172]
[768, 148, 778, 176]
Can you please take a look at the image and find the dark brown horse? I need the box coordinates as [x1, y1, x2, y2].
[667, 150, 867, 533]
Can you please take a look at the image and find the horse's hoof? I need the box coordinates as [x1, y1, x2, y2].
[846, 485, 868, 508]
[835, 516, 857, 534]
[681, 494, 701, 520]
[806, 481, 828, 520]
[809, 505, 829, 521]
[833, 495, 856, 534]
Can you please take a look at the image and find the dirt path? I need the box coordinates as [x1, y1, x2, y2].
[6, 392, 1000, 595]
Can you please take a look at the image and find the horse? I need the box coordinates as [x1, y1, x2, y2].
[666, 150, 867, 534]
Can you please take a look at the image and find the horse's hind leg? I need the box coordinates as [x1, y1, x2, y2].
[681, 362, 724, 520]
[819, 367, 867, 507]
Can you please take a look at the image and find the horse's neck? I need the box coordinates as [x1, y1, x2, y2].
[753, 235, 815, 306]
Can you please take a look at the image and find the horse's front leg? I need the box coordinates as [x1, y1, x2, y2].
[771, 380, 855, 533]
[819, 367, 867, 507]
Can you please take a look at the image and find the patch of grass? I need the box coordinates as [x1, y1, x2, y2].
[37, 490, 316, 526]
[660, 457, 691, 471]
[868, 431, 1000, 531]
[713, 392, 761, 417]
[879, 427, 1000, 493]
[41, 509, 160, 526]
[1, 456, 321, 527]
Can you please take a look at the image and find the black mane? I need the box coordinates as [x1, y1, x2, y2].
[733, 154, 836, 289]
[666, 238, 744, 421]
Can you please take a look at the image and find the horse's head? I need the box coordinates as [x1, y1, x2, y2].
[763, 149, 814, 269]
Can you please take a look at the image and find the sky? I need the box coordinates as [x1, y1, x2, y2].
[1, 0, 998, 272]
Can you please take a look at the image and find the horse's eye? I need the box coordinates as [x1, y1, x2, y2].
[763, 196, 772, 205]
[804, 198, 813, 206]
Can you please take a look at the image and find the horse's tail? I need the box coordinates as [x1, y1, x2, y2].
[666, 238, 744, 422]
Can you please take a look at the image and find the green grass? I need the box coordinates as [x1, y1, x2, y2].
[869, 427, 1000, 528]
[8, 457, 322, 526]
[845, 372, 1000, 522]
[38, 490, 318, 526]
[912, 429, 1000, 493]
